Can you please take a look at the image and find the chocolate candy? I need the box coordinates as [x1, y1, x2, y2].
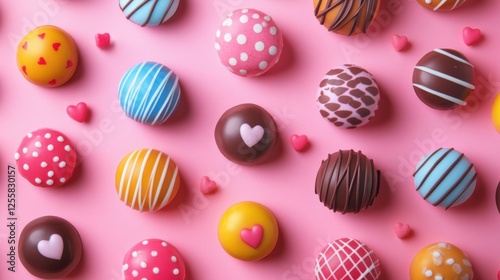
[413, 48, 475, 110]
[416, 0, 467, 12]
[413, 148, 476, 209]
[214, 104, 278, 165]
[313, 0, 380, 35]
[19, 216, 83, 279]
[317, 65, 380, 128]
[315, 150, 380, 214]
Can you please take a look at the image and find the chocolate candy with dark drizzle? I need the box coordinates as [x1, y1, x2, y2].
[120, 0, 176, 27]
[315, 150, 380, 214]
[314, 0, 379, 35]
[413, 148, 477, 209]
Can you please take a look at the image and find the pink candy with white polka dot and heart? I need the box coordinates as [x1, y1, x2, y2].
[14, 128, 77, 188]
[122, 239, 186, 280]
[215, 8, 283, 77]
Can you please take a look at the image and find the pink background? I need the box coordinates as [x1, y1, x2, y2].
[0, 0, 499, 279]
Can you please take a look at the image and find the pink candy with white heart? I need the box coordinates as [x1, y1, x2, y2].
[215, 8, 283, 77]
[14, 128, 77, 188]
[122, 239, 186, 280]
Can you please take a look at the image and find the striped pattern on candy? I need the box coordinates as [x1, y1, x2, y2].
[119, 0, 179, 27]
[418, 0, 467, 11]
[116, 149, 180, 212]
[314, 0, 379, 35]
[119, 62, 180, 125]
[412, 49, 474, 110]
[314, 238, 381, 280]
[413, 148, 476, 209]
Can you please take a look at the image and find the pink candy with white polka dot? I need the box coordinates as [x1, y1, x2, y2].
[215, 8, 283, 77]
[122, 239, 186, 280]
[14, 128, 77, 188]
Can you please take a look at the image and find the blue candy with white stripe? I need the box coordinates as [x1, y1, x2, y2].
[119, 62, 181, 125]
[119, 0, 180, 27]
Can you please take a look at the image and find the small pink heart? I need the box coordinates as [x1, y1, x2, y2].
[394, 222, 411, 239]
[463, 27, 481, 46]
[392, 34, 409, 51]
[240, 225, 263, 249]
[290, 134, 309, 152]
[95, 33, 111, 48]
[200, 176, 217, 194]
[497, 270, 500, 280]
[67, 102, 89, 123]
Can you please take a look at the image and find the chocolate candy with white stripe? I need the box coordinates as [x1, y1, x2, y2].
[416, 0, 467, 12]
[413, 48, 475, 110]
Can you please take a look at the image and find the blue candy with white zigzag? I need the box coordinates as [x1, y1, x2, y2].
[119, 62, 180, 125]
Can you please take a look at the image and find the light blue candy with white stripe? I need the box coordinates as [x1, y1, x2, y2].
[119, 62, 180, 125]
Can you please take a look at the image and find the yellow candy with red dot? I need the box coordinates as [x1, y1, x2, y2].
[17, 25, 78, 87]
[492, 93, 500, 132]
[218, 201, 279, 261]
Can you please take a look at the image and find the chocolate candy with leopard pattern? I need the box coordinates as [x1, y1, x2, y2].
[316, 65, 380, 128]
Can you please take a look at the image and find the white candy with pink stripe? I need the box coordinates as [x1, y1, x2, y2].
[14, 128, 77, 188]
[315, 238, 381, 280]
[122, 239, 186, 280]
[215, 8, 283, 77]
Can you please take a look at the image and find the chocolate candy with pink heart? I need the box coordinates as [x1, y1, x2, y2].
[214, 103, 278, 165]
[18, 216, 83, 279]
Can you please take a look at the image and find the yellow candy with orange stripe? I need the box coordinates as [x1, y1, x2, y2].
[115, 149, 180, 212]
[218, 201, 279, 261]
[492, 93, 500, 132]
[16, 25, 78, 87]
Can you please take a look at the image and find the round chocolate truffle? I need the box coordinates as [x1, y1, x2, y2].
[413, 147, 476, 209]
[413, 48, 475, 110]
[19, 216, 83, 279]
[317, 65, 380, 128]
[215, 103, 278, 165]
[313, 0, 380, 35]
[315, 150, 380, 214]
[416, 0, 467, 12]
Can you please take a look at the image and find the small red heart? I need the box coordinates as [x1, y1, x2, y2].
[290, 134, 309, 152]
[38, 33, 45, 39]
[66, 60, 73, 69]
[497, 270, 500, 280]
[38, 57, 46, 65]
[66, 102, 89, 123]
[22, 41, 28, 50]
[52, 42, 61, 51]
[95, 33, 111, 48]
[463, 27, 482, 46]
[48, 79, 57, 85]
[21, 66, 27, 75]
[392, 34, 409, 51]
[200, 176, 217, 194]
[394, 222, 412, 239]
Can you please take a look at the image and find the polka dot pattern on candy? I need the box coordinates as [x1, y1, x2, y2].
[122, 239, 186, 280]
[215, 8, 283, 77]
[15, 128, 77, 188]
